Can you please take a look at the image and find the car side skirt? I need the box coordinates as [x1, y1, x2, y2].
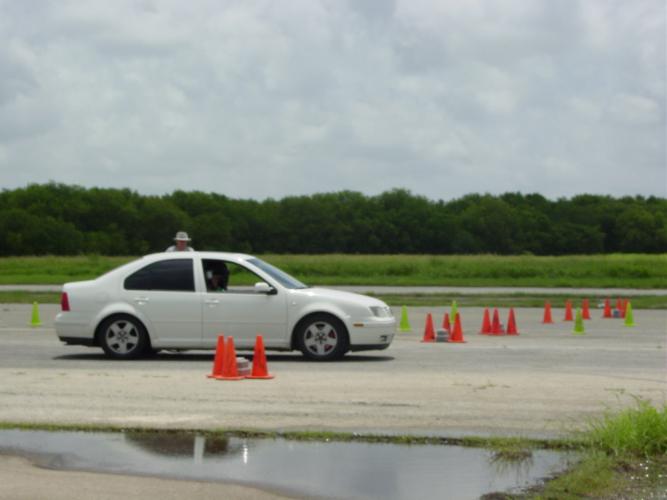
[59, 336, 96, 347]
[348, 343, 391, 352]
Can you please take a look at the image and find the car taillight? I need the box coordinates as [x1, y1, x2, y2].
[61, 292, 70, 311]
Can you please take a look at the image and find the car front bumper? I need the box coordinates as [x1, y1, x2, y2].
[347, 317, 395, 349]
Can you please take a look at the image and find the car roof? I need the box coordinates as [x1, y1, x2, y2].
[143, 251, 256, 262]
[95, 251, 260, 282]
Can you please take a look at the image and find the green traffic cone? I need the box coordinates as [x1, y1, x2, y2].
[624, 302, 635, 327]
[573, 308, 585, 335]
[451, 301, 458, 327]
[30, 301, 42, 327]
[399, 305, 411, 332]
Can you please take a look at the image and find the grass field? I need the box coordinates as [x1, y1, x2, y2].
[0, 254, 665, 288]
[536, 400, 667, 499]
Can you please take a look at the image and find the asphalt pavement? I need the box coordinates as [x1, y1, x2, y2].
[1, 303, 665, 499]
[0, 303, 664, 438]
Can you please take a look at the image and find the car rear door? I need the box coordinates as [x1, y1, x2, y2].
[123, 258, 202, 348]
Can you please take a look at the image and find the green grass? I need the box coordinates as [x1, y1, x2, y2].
[533, 451, 625, 499]
[0, 255, 132, 284]
[267, 253, 667, 288]
[374, 293, 667, 309]
[533, 400, 667, 499]
[0, 292, 61, 304]
[583, 398, 667, 458]
[0, 254, 665, 288]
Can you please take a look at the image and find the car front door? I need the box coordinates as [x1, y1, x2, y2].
[123, 258, 202, 348]
[200, 259, 288, 350]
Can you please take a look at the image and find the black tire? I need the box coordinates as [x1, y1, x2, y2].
[97, 314, 149, 360]
[296, 313, 349, 361]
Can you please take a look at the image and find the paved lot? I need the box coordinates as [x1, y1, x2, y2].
[0, 455, 294, 500]
[1, 303, 665, 439]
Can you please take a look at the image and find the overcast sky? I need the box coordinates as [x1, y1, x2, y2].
[0, 0, 665, 201]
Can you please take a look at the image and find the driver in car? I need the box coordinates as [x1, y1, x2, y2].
[207, 265, 229, 292]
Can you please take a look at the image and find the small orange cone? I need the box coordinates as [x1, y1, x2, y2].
[602, 298, 613, 318]
[564, 300, 574, 321]
[442, 312, 451, 333]
[220, 337, 245, 381]
[491, 308, 504, 335]
[480, 308, 491, 334]
[207, 335, 226, 379]
[448, 313, 466, 343]
[615, 297, 625, 318]
[247, 335, 274, 379]
[542, 301, 554, 324]
[506, 308, 519, 335]
[582, 299, 591, 320]
[421, 313, 436, 342]
[621, 299, 628, 318]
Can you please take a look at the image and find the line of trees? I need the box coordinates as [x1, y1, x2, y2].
[0, 183, 665, 256]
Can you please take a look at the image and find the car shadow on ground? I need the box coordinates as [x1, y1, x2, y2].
[53, 352, 394, 363]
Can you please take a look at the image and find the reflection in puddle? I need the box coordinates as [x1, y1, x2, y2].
[0, 430, 573, 500]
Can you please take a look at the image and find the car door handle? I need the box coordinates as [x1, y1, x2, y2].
[133, 296, 149, 304]
[205, 298, 220, 306]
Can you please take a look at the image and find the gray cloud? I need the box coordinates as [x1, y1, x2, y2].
[0, 0, 664, 200]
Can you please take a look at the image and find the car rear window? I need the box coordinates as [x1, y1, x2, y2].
[124, 259, 195, 292]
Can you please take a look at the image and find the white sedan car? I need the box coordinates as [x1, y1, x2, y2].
[55, 252, 395, 361]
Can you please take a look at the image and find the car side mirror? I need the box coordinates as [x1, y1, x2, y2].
[254, 282, 277, 295]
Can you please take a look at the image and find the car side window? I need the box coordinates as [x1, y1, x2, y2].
[124, 259, 195, 292]
[202, 259, 265, 293]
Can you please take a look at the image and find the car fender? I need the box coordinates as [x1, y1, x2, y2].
[289, 301, 352, 340]
[92, 302, 153, 340]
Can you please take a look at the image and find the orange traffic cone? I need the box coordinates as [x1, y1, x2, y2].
[491, 308, 504, 335]
[207, 335, 226, 379]
[506, 308, 519, 335]
[602, 298, 613, 318]
[442, 312, 451, 333]
[421, 313, 436, 343]
[564, 300, 574, 321]
[480, 308, 491, 334]
[542, 301, 554, 324]
[247, 335, 274, 379]
[220, 337, 245, 381]
[448, 313, 466, 343]
[615, 297, 625, 317]
[621, 299, 628, 318]
[582, 299, 591, 320]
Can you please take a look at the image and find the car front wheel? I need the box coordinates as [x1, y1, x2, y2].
[296, 314, 349, 361]
[98, 315, 149, 359]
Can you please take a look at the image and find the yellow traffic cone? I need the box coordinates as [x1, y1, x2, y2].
[399, 305, 411, 332]
[30, 302, 42, 327]
[624, 302, 635, 328]
[573, 308, 585, 335]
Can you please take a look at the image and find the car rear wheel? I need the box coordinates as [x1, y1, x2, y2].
[98, 315, 149, 359]
[296, 314, 349, 361]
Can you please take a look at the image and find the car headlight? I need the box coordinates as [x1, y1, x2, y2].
[370, 306, 392, 318]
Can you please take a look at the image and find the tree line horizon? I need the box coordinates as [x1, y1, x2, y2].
[1, 183, 665, 256]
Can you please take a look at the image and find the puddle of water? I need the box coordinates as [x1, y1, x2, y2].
[0, 430, 573, 500]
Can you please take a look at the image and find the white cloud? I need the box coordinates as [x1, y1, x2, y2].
[0, 0, 664, 200]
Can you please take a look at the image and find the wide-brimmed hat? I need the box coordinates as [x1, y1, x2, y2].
[174, 231, 191, 241]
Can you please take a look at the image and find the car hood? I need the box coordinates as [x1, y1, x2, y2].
[291, 287, 387, 307]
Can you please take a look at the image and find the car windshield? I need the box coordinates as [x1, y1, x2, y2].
[247, 258, 308, 289]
